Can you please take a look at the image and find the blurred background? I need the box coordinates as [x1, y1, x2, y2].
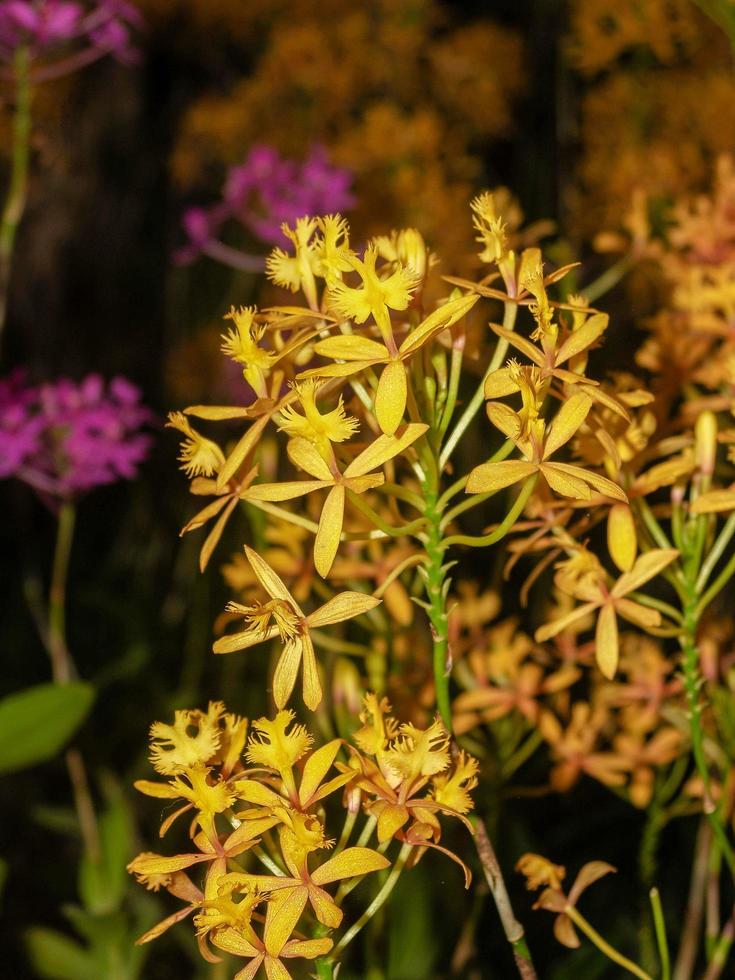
[2, 1, 735, 976]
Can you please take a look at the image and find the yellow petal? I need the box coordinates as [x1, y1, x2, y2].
[399, 292, 479, 356]
[281, 937, 333, 959]
[344, 423, 428, 478]
[298, 740, 341, 806]
[486, 402, 522, 441]
[611, 548, 679, 598]
[542, 393, 592, 460]
[244, 546, 297, 605]
[301, 631, 322, 711]
[375, 360, 407, 436]
[298, 359, 377, 379]
[614, 597, 661, 630]
[314, 335, 387, 360]
[607, 504, 637, 572]
[308, 885, 344, 928]
[181, 494, 231, 534]
[595, 603, 619, 679]
[308, 591, 381, 627]
[490, 323, 545, 365]
[534, 602, 599, 642]
[263, 887, 308, 956]
[547, 462, 627, 502]
[311, 846, 391, 885]
[133, 780, 181, 799]
[242, 480, 331, 501]
[199, 497, 239, 572]
[272, 639, 304, 710]
[215, 414, 270, 492]
[184, 405, 254, 420]
[212, 927, 260, 958]
[127, 852, 206, 876]
[343, 473, 385, 493]
[314, 485, 345, 578]
[691, 489, 735, 514]
[555, 312, 608, 365]
[135, 907, 196, 945]
[466, 459, 537, 494]
[287, 437, 334, 480]
[376, 803, 410, 842]
[541, 463, 591, 500]
[213, 624, 280, 655]
[484, 367, 520, 399]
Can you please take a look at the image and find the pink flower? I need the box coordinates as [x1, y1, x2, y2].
[0, 372, 154, 503]
[176, 144, 355, 265]
[0, 0, 142, 65]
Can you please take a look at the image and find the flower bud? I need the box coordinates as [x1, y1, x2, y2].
[695, 410, 718, 477]
[607, 503, 637, 572]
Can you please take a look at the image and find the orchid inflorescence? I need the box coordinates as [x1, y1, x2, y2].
[134, 165, 735, 977]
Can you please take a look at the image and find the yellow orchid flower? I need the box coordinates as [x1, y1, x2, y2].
[219, 819, 389, 931]
[211, 887, 333, 980]
[167, 411, 225, 477]
[484, 312, 627, 419]
[277, 379, 359, 465]
[327, 243, 422, 351]
[213, 547, 380, 709]
[300, 292, 479, 434]
[220, 306, 275, 399]
[466, 390, 627, 503]
[241, 423, 428, 576]
[535, 548, 679, 678]
[265, 216, 321, 309]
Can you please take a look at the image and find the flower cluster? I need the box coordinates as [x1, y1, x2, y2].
[0, 372, 152, 503]
[176, 145, 354, 266]
[141, 165, 735, 976]
[129, 699, 475, 977]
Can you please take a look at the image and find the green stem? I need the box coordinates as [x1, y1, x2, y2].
[696, 549, 735, 618]
[704, 908, 735, 980]
[650, 888, 671, 980]
[314, 956, 334, 980]
[421, 472, 452, 730]
[329, 843, 410, 962]
[346, 491, 427, 538]
[696, 512, 735, 593]
[582, 254, 633, 303]
[47, 502, 100, 862]
[565, 906, 653, 980]
[440, 300, 517, 469]
[443, 476, 537, 548]
[680, 589, 735, 878]
[48, 502, 76, 684]
[472, 817, 537, 979]
[0, 44, 32, 353]
[626, 591, 683, 625]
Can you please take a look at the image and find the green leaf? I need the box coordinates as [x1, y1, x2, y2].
[79, 791, 134, 914]
[0, 683, 94, 774]
[25, 928, 98, 980]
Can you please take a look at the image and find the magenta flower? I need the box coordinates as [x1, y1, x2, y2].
[0, 1, 82, 51]
[0, 372, 153, 503]
[175, 144, 355, 267]
[0, 0, 142, 65]
[0, 370, 43, 478]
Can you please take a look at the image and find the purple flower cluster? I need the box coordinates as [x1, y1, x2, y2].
[0, 0, 142, 64]
[0, 371, 153, 503]
[176, 144, 355, 265]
